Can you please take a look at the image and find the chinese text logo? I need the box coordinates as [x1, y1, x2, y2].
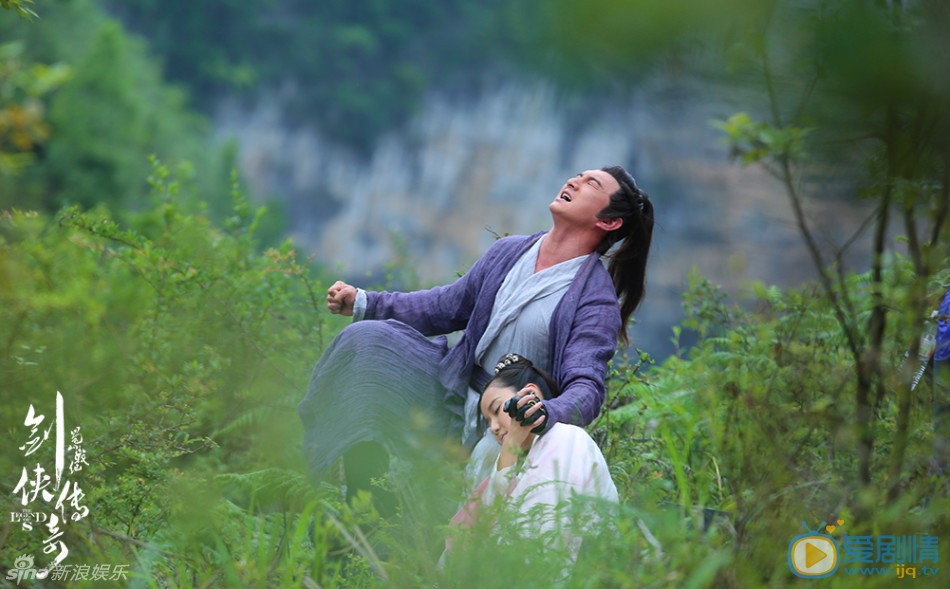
[8, 391, 88, 579]
[788, 518, 940, 579]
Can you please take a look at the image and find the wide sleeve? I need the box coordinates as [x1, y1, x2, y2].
[515, 427, 617, 508]
[545, 289, 621, 428]
[508, 426, 618, 559]
[363, 237, 513, 336]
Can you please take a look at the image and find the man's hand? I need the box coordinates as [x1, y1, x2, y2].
[497, 388, 546, 471]
[506, 391, 548, 434]
[327, 281, 357, 316]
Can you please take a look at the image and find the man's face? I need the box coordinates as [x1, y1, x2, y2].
[549, 169, 620, 228]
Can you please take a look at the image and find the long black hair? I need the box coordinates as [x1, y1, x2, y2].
[486, 354, 561, 400]
[598, 165, 654, 344]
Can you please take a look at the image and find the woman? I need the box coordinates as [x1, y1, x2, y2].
[444, 354, 618, 567]
[298, 166, 653, 500]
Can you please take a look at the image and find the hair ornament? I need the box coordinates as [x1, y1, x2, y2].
[494, 353, 525, 374]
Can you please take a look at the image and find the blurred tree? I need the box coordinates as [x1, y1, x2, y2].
[713, 0, 949, 504]
[0, 0, 238, 218]
[103, 0, 537, 152]
[544, 0, 950, 516]
[0, 158, 336, 575]
[40, 21, 202, 210]
[0, 42, 70, 176]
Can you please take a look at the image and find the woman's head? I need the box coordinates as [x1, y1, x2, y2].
[481, 354, 560, 446]
[597, 165, 654, 343]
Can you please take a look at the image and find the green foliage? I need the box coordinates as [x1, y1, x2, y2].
[548, 2, 950, 581]
[536, 0, 740, 81]
[0, 42, 70, 175]
[0, 0, 238, 218]
[603, 268, 949, 587]
[712, 112, 811, 166]
[0, 158, 345, 579]
[38, 22, 191, 210]
[2, 157, 949, 586]
[0, 0, 37, 19]
[102, 0, 538, 151]
[0, 2, 946, 585]
[702, 1, 950, 501]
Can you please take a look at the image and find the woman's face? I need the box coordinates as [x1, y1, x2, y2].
[481, 382, 539, 447]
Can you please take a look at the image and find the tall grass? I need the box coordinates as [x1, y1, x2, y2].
[2, 163, 947, 587]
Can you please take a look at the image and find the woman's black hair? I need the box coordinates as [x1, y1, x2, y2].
[485, 354, 561, 400]
[597, 165, 654, 344]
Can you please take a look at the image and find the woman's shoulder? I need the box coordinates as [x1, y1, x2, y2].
[547, 421, 585, 436]
[537, 423, 599, 452]
[528, 424, 614, 491]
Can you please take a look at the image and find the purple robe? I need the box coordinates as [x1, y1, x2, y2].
[298, 232, 621, 477]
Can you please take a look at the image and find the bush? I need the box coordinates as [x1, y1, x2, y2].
[2, 162, 947, 587]
[0, 158, 348, 582]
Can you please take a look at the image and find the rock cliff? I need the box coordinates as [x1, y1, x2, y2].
[214, 76, 870, 358]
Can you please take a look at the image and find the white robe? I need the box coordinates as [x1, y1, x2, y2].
[465, 235, 588, 486]
[482, 423, 618, 561]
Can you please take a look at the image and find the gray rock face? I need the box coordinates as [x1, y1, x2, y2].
[215, 77, 870, 359]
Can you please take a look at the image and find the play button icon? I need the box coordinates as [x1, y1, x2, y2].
[805, 542, 828, 568]
[789, 535, 839, 578]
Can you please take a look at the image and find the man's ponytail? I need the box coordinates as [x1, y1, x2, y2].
[598, 166, 654, 344]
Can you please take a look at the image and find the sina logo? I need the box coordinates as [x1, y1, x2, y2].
[788, 520, 843, 578]
[6, 554, 37, 585]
